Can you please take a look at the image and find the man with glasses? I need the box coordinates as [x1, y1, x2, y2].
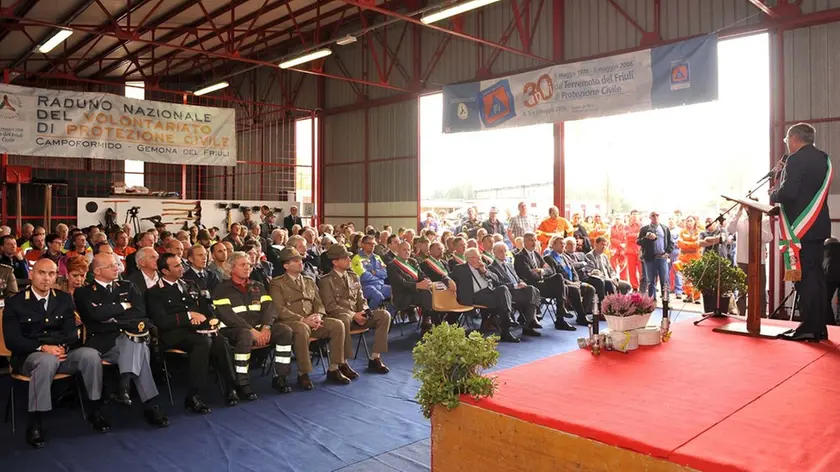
[74, 253, 169, 428]
[451, 248, 519, 343]
[772, 122, 833, 342]
[351, 235, 391, 310]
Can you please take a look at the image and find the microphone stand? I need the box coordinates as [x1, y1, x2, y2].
[694, 172, 774, 326]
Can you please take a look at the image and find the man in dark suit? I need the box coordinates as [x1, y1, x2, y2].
[381, 234, 400, 266]
[124, 231, 155, 276]
[771, 122, 833, 341]
[3, 259, 109, 448]
[147, 253, 239, 412]
[515, 232, 575, 330]
[487, 242, 541, 336]
[544, 236, 593, 326]
[74, 253, 169, 428]
[636, 211, 674, 298]
[824, 237, 840, 326]
[283, 206, 303, 232]
[451, 248, 519, 342]
[386, 241, 445, 326]
[125, 246, 160, 297]
[183, 244, 221, 296]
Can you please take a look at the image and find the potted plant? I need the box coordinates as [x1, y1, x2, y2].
[682, 251, 747, 313]
[601, 292, 657, 331]
[412, 322, 500, 419]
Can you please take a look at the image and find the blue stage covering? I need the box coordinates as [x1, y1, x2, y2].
[1, 307, 694, 472]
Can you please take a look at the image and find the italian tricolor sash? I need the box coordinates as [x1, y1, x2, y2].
[426, 257, 448, 276]
[451, 253, 465, 264]
[394, 257, 419, 280]
[778, 154, 833, 281]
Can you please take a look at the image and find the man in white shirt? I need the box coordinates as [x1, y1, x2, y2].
[727, 203, 772, 316]
[126, 246, 160, 295]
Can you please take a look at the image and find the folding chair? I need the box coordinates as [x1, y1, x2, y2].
[308, 337, 329, 375]
[431, 288, 476, 329]
[161, 348, 228, 405]
[350, 327, 370, 361]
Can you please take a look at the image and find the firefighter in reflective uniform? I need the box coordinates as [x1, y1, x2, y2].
[146, 252, 239, 411]
[270, 247, 353, 391]
[319, 244, 391, 374]
[212, 251, 293, 398]
[677, 216, 703, 304]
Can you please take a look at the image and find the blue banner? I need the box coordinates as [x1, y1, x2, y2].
[442, 35, 718, 134]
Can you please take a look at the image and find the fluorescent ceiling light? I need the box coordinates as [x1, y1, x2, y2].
[38, 29, 73, 53]
[336, 35, 357, 46]
[278, 49, 332, 69]
[421, 0, 502, 24]
[193, 81, 229, 96]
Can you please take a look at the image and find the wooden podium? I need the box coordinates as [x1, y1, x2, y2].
[713, 196, 789, 338]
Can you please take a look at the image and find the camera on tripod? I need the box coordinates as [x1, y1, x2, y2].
[127, 206, 140, 216]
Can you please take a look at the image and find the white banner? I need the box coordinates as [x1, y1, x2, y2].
[442, 35, 719, 133]
[0, 83, 236, 166]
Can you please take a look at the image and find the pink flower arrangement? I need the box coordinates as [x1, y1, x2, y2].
[601, 293, 656, 317]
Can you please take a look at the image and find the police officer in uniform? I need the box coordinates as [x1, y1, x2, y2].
[212, 251, 293, 397]
[270, 247, 352, 390]
[3, 259, 109, 448]
[74, 253, 169, 428]
[319, 244, 391, 374]
[147, 253, 239, 411]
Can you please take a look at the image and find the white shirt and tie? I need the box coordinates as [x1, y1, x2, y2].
[468, 265, 492, 293]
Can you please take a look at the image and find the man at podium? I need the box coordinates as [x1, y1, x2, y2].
[770, 123, 833, 342]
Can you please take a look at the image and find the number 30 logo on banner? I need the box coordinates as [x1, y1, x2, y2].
[523, 74, 554, 108]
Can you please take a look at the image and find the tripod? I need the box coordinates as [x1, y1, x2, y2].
[768, 286, 800, 321]
[125, 208, 141, 235]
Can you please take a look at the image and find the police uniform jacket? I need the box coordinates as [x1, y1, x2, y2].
[268, 273, 325, 322]
[147, 278, 216, 346]
[211, 278, 277, 330]
[73, 280, 149, 354]
[2, 288, 77, 371]
[319, 269, 368, 317]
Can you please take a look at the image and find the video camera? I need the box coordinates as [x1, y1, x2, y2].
[127, 206, 140, 216]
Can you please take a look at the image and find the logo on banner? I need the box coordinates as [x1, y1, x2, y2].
[457, 102, 469, 120]
[479, 80, 516, 128]
[0, 94, 21, 120]
[670, 61, 690, 91]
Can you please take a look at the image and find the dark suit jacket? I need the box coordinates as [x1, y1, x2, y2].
[635, 224, 674, 262]
[386, 258, 428, 310]
[489, 260, 520, 290]
[544, 252, 580, 282]
[771, 143, 832, 242]
[125, 270, 157, 298]
[183, 266, 221, 295]
[146, 278, 215, 346]
[124, 251, 138, 276]
[514, 249, 556, 285]
[3, 288, 77, 371]
[283, 215, 303, 232]
[381, 250, 397, 266]
[74, 279, 149, 354]
[450, 263, 502, 307]
[420, 258, 452, 283]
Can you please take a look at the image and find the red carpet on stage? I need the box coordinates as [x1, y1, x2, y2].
[463, 320, 840, 471]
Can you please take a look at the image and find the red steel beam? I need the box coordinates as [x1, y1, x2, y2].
[0, 0, 37, 45]
[605, 0, 646, 34]
[81, 0, 249, 79]
[153, 0, 340, 79]
[340, 0, 552, 64]
[10, 16, 410, 92]
[748, 0, 780, 19]
[552, 0, 564, 212]
[8, 0, 96, 69]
